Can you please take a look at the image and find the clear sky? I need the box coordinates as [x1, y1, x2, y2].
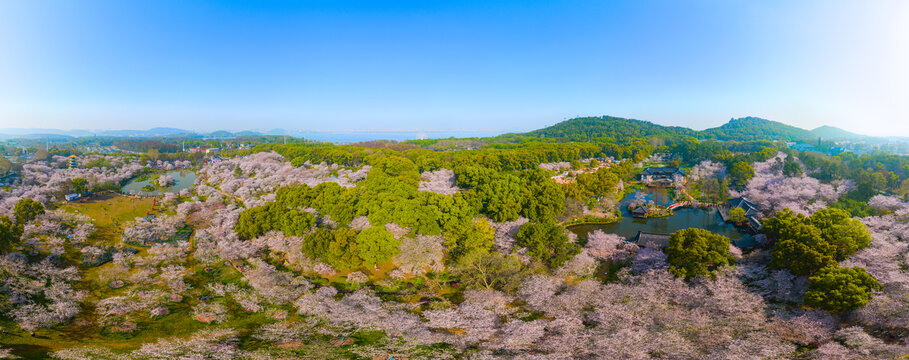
[0, 0, 906, 135]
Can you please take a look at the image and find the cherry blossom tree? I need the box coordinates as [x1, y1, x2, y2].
[584, 230, 637, 262]
[418, 168, 459, 195]
[732, 153, 853, 215]
[396, 235, 445, 275]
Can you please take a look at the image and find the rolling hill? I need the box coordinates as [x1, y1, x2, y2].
[811, 125, 864, 139]
[519, 116, 871, 143]
[522, 116, 698, 142]
[699, 117, 814, 141]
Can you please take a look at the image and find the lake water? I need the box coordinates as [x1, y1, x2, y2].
[121, 170, 196, 196]
[568, 189, 757, 247]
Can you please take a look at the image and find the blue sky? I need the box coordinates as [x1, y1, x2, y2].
[0, 0, 906, 135]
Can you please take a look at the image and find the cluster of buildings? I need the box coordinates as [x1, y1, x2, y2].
[639, 167, 686, 186]
[185, 147, 219, 154]
[78, 145, 124, 154]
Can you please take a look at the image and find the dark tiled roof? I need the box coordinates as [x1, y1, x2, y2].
[640, 167, 685, 176]
[631, 206, 649, 215]
[729, 197, 760, 215]
[748, 216, 763, 230]
[634, 231, 671, 248]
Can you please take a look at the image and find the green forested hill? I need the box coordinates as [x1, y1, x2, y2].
[811, 125, 864, 139]
[521, 116, 698, 142]
[514, 115, 867, 143]
[699, 117, 813, 141]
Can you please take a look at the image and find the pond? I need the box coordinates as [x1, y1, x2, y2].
[121, 170, 196, 196]
[568, 188, 757, 248]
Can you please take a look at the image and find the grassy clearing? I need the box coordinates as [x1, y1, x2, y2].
[56, 193, 156, 247]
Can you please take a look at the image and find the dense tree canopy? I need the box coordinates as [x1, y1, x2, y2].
[515, 222, 580, 269]
[0, 215, 22, 253]
[235, 204, 280, 240]
[805, 266, 882, 312]
[71, 178, 88, 194]
[665, 228, 734, 279]
[279, 209, 317, 237]
[806, 208, 871, 260]
[354, 227, 400, 266]
[728, 161, 754, 186]
[520, 175, 565, 223]
[764, 208, 872, 277]
[782, 158, 803, 177]
[13, 198, 44, 225]
[769, 237, 837, 276]
[765, 210, 839, 276]
[302, 227, 362, 271]
[443, 217, 495, 259]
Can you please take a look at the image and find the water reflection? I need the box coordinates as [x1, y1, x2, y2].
[569, 189, 756, 247]
[121, 170, 196, 196]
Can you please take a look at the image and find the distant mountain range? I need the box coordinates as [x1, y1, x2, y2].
[0, 127, 502, 143]
[523, 116, 867, 142]
[0, 127, 264, 140]
[0, 116, 871, 143]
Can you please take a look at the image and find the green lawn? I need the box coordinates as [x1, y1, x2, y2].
[57, 192, 156, 247]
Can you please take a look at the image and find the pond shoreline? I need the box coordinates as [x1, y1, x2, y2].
[121, 170, 197, 197]
[567, 189, 758, 248]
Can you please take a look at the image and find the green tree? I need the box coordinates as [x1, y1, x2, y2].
[763, 208, 872, 276]
[455, 166, 497, 189]
[805, 266, 882, 312]
[301, 228, 333, 260]
[13, 198, 44, 224]
[762, 209, 804, 241]
[34, 149, 50, 161]
[235, 204, 279, 240]
[729, 161, 754, 186]
[783, 159, 803, 177]
[280, 209, 316, 237]
[770, 238, 837, 276]
[480, 176, 524, 222]
[443, 217, 495, 258]
[0, 156, 11, 174]
[302, 228, 363, 271]
[807, 208, 871, 260]
[146, 148, 161, 162]
[520, 180, 565, 223]
[355, 227, 400, 266]
[0, 215, 23, 253]
[451, 250, 525, 292]
[764, 210, 839, 276]
[729, 207, 746, 225]
[71, 178, 88, 194]
[515, 222, 580, 269]
[665, 228, 734, 279]
[326, 228, 362, 270]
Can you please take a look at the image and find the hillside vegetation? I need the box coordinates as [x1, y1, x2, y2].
[514, 115, 866, 143]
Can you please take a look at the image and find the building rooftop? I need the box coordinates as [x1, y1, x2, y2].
[729, 197, 761, 216]
[633, 231, 671, 248]
[640, 167, 685, 176]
